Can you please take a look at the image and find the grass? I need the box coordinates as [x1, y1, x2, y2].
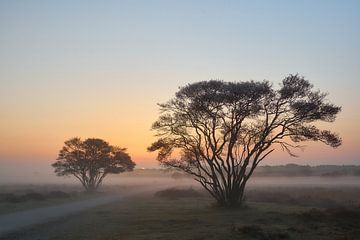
[0, 192, 98, 215]
[245, 186, 360, 208]
[2, 186, 360, 240]
[0, 184, 120, 215]
[154, 187, 205, 199]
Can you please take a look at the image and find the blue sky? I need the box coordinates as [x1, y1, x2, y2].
[0, 0, 359, 169]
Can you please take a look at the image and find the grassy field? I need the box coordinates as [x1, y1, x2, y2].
[0, 184, 130, 215]
[1, 185, 360, 240]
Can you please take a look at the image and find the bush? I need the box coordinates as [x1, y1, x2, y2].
[22, 192, 46, 201]
[0, 193, 23, 203]
[154, 187, 204, 199]
[47, 191, 71, 199]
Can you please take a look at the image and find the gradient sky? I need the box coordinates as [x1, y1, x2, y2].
[1, 0, 359, 172]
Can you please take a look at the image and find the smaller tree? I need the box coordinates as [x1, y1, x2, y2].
[52, 138, 135, 191]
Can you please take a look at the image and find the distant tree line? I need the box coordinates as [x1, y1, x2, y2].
[253, 164, 360, 177]
[115, 165, 360, 178]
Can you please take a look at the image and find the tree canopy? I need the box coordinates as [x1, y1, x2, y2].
[52, 138, 135, 191]
[148, 74, 341, 207]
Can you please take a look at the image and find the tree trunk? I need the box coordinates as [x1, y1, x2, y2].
[86, 183, 97, 193]
[214, 186, 246, 208]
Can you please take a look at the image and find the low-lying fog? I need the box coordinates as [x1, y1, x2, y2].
[1, 164, 360, 188]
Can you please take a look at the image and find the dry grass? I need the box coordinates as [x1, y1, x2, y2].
[245, 186, 360, 208]
[0, 184, 114, 215]
[2, 186, 360, 240]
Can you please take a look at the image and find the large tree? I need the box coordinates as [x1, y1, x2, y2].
[148, 75, 341, 207]
[53, 138, 135, 191]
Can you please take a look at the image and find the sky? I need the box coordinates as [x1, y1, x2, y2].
[0, 0, 360, 175]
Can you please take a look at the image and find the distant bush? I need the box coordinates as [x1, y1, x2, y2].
[0, 193, 23, 203]
[154, 187, 204, 199]
[47, 191, 71, 199]
[22, 192, 46, 201]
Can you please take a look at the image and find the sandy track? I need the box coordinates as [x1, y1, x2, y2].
[0, 194, 124, 236]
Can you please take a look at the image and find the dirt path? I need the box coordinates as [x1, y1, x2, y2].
[0, 183, 187, 237]
[0, 194, 124, 236]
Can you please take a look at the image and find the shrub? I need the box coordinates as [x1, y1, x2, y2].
[154, 187, 204, 199]
[47, 191, 71, 199]
[0, 193, 23, 203]
[22, 192, 46, 201]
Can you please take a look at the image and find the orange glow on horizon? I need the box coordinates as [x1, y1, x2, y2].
[0, 74, 358, 167]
